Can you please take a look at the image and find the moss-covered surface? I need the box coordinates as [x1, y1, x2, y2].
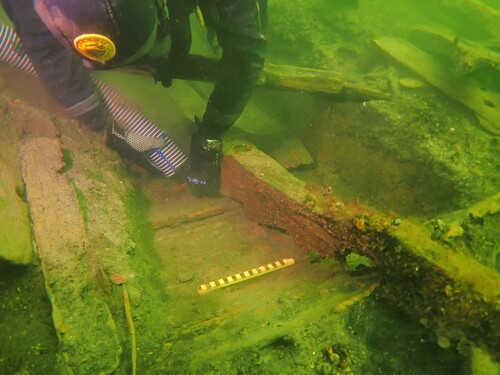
[1, 1, 499, 373]
[0, 263, 60, 374]
[138, 176, 466, 374]
[0, 125, 470, 375]
[222, 140, 499, 363]
[21, 136, 123, 374]
[377, 220, 500, 361]
[0, 97, 32, 265]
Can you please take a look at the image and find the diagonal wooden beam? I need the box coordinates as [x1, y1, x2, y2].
[221, 135, 500, 361]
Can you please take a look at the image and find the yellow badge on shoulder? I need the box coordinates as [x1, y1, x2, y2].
[73, 34, 116, 63]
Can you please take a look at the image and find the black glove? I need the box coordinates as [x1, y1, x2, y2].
[152, 58, 175, 88]
[187, 130, 222, 198]
[76, 102, 111, 134]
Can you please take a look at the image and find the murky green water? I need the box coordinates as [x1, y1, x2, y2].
[0, 1, 499, 374]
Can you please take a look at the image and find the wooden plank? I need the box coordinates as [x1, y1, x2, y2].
[444, 0, 500, 40]
[151, 188, 380, 370]
[152, 205, 225, 229]
[374, 37, 500, 135]
[247, 132, 314, 170]
[20, 136, 122, 374]
[261, 63, 389, 101]
[411, 25, 500, 73]
[0, 99, 31, 265]
[133, 54, 389, 101]
[221, 136, 500, 361]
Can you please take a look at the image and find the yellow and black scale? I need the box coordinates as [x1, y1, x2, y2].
[197, 258, 295, 294]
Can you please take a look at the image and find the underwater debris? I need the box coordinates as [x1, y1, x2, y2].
[307, 251, 326, 264]
[304, 193, 317, 208]
[335, 282, 380, 313]
[111, 272, 128, 285]
[93, 265, 111, 294]
[111, 273, 137, 375]
[354, 217, 367, 231]
[399, 77, 426, 89]
[345, 253, 375, 274]
[430, 218, 449, 240]
[443, 221, 464, 240]
[374, 37, 500, 135]
[391, 218, 401, 226]
[325, 343, 349, 370]
[153, 205, 225, 229]
[222, 147, 500, 361]
[437, 335, 451, 349]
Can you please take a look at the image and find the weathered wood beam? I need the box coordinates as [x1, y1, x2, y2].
[220, 135, 500, 361]
[0, 98, 31, 265]
[260, 63, 389, 101]
[444, 0, 500, 40]
[143, 54, 389, 101]
[20, 135, 122, 374]
[410, 25, 500, 74]
[374, 37, 500, 136]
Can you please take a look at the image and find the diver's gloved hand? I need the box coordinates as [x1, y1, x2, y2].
[76, 103, 113, 144]
[153, 56, 187, 88]
[187, 129, 222, 198]
[77, 102, 111, 133]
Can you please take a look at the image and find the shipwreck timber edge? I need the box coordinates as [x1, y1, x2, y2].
[0, 97, 32, 265]
[220, 137, 500, 362]
[20, 136, 123, 375]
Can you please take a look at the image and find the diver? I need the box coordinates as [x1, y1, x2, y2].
[0, 0, 267, 197]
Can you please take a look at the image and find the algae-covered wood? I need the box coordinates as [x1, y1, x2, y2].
[149, 179, 381, 372]
[410, 25, 500, 74]
[221, 137, 500, 361]
[142, 54, 388, 101]
[0, 101, 32, 265]
[20, 136, 122, 374]
[384, 219, 500, 359]
[374, 37, 500, 136]
[261, 63, 389, 101]
[444, 0, 500, 40]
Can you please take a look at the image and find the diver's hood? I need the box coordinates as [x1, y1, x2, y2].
[34, 0, 158, 66]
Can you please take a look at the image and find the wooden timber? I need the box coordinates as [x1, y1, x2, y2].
[260, 63, 388, 101]
[0, 98, 32, 265]
[410, 25, 500, 74]
[374, 37, 500, 136]
[220, 135, 500, 361]
[145, 54, 389, 101]
[20, 136, 122, 374]
[444, 0, 500, 40]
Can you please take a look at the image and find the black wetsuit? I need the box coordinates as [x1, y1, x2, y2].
[0, 0, 267, 138]
[168, 0, 267, 137]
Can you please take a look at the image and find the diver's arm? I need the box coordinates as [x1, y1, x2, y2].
[167, 0, 193, 61]
[157, 0, 194, 87]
